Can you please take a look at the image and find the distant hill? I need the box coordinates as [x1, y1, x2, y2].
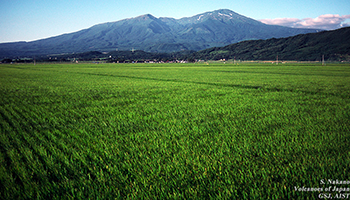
[190, 27, 350, 61]
[0, 9, 320, 58]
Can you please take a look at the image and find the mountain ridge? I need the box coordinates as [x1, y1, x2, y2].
[190, 27, 350, 61]
[0, 9, 321, 58]
[3, 27, 349, 62]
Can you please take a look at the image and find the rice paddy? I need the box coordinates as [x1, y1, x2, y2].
[0, 62, 349, 199]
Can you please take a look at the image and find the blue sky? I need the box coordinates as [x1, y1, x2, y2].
[0, 0, 349, 43]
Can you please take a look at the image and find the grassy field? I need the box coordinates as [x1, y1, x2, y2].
[0, 62, 349, 199]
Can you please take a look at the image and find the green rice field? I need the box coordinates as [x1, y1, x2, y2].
[0, 62, 349, 199]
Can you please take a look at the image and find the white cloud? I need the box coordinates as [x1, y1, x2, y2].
[259, 18, 301, 27]
[342, 22, 350, 27]
[260, 14, 350, 30]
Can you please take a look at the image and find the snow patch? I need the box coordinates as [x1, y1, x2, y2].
[219, 13, 233, 19]
[197, 15, 204, 21]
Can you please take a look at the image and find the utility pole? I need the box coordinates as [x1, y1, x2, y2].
[276, 55, 278, 65]
[322, 55, 325, 66]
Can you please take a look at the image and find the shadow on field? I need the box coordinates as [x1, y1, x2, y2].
[81, 72, 264, 90]
[72, 71, 348, 98]
[215, 70, 350, 77]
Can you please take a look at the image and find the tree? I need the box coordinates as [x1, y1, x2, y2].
[187, 57, 195, 63]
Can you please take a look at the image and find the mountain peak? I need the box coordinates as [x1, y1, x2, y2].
[212, 9, 237, 14]
[177, 9, 259, 25]
[135, 14, 157, 20]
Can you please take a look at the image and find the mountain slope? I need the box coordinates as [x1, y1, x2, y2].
[0, 9, 321, 58]
[191, 27, 350, 61]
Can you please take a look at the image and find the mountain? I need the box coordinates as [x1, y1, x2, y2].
[190, 27, 350, 61]
[0, 9, 321, 58]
